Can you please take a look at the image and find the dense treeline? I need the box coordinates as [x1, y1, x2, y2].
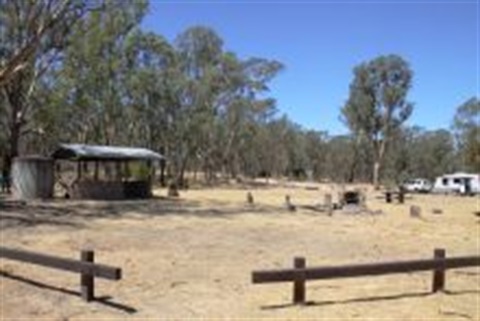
[1, 1, 478, 188]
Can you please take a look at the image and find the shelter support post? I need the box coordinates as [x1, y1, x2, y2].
[77, 161, 82, 180]
[94, 161, 99, 181]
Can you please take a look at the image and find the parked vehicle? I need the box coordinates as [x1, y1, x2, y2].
[402, 178, 432, 193]
[432, 172, 480, 194]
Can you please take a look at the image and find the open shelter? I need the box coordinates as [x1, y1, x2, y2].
[52, 144, 165, 200]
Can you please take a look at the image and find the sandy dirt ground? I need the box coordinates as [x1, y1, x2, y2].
[0, 182, 479, 320]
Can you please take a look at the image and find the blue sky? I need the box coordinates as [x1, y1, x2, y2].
[142, 0, 478, 135]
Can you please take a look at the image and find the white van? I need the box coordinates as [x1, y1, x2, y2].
[402, 178, 432, 193]
[432, 172, 480, 194]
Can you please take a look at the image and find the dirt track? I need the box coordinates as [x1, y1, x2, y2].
[1, 184, 479, 320]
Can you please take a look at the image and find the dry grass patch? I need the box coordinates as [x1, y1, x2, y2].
[1, 184, 478, 319]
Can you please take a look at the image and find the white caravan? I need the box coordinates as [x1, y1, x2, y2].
[432, 172, 480, 194]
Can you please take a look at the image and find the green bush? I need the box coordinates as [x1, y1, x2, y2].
[128, 162, 151, 180]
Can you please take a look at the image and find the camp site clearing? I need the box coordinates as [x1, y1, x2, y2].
[0, 183, 479, 320]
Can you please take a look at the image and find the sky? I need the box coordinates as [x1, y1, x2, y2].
[142, 0, 479, 135]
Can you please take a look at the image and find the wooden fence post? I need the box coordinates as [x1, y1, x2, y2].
[293, 257, 306, 304]
[325, 194, 332, 216]
[81, 249, 95, 302]
[385, 192, 392, 203]
[398, 188, 405, 204]
[432, 248, 446, 292]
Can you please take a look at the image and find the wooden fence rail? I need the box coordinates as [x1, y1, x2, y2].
[0, 246, 122, 302]
[252, 249, 480, 305]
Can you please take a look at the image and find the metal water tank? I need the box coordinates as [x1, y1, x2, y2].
[12, 156, 54, 199]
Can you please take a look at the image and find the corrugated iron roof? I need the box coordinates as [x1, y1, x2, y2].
[52, 144, 165, 161]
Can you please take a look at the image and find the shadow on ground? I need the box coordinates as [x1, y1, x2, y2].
[0, 194, 286, 230]
[261, 289, 480, 311]
[0, 270, 137, 314]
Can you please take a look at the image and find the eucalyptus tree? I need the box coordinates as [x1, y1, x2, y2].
[45, 0, 147, 145]
[169, 26, 225, 183]
[216, 54, 283, 179]
[276, 117, 309, 178]
[258, 116, 292, 178]
[169, 26, 283, 184]
[381, 125, 418, 184]
[214, 53, 249, 178]
[124, 30, 177, 149]
[342, 55, 414, 189]
[122, 29, 182, 187]
[0, 0, 97, 85]
[0, 0, 101, 174]
[303, 130, 328, 180]
[324, 135, 357, 182]
[412, 129, 456, 178]
[452, 97, 479, 172]
[382, 126, 456, 183]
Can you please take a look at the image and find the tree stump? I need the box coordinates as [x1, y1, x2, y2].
[168, 182, 179, 197]
[285, 194, 296, 212]
[324, 193, 333, 216]
[247, 192, 254, 205]
[398, 186, 405, 204]
[410, 205, 422, 218]
[360, 192, 366, 207]
[385, 191, 392, 203]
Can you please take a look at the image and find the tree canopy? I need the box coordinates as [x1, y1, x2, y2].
[453, 97, 480, 172]
[0, 1, 476, 188]
[342, 55, 414, 188]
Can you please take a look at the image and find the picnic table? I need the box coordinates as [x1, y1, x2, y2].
[384, 188, 405, 203]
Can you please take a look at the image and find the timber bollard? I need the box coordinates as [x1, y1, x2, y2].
[385, 192, 392, 203]
[247, 191, 254, 205]
[81, 249, 95, 301]
[293, 257, 306, 304]
[398, 188, 405, 204]
[410, 205, 422, 218]
[432, 248, 446, 292]
[324, 193, 333, 216]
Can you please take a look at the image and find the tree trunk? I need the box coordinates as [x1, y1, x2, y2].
[4, 83, 23, 184]
[159, 159, 166, 187]
[175, 151, 190, 189]
[348, 137, 361, 183]
[158, 146, 166, 187]
[373, 161, 381, 190]
[373, 137, 387, 190]
[8, 123, 20, 167]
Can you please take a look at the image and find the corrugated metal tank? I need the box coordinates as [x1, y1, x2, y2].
[12, 156, 54, 199]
